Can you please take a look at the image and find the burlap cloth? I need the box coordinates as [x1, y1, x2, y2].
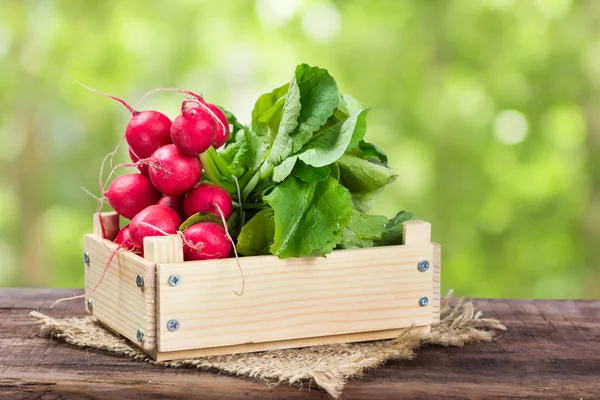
[29, 291, 505, 398]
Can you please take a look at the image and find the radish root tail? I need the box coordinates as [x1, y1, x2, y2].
[96, 134, 128, 238]
[81, 186, 105, 203]
[133, 88, 226, 136]
[58, 70, 135, 114]
[133, 87, 206, 110]
[215, 203, 245, 297]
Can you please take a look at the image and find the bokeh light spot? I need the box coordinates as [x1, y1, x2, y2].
[256, 0, 303, 27]
[483, 0, 517, 10]
[301, 2, 342, 42]
[493, 110, 529, 145]
[0, 26, 11, 59]
[535, 0, 572, 20]
[584, 41, 600, 85]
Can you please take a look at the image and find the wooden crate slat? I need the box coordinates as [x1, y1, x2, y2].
[151, 325, 431, 361]
[156, 243, 435, 352]
[84, 234, 157, 351]
[432, 242, 441, 323]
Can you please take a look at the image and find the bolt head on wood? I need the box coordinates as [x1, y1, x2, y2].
[136, 275, 144, 288]
[419, 297, 429, 307]
[418, 260, 430, 272]
[84, 252, 90, 267]
[167, 319, 180, 332]
[87, 298, 93, 312]
[168, 274, 181, 287]
[136, 329, 144, 342]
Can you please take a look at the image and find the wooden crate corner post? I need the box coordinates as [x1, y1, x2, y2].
[403, 219, 441, 324]
[84, 212, 158, 352]
[143, 235, 183, 359]
[92, 211, 120, 241]
[402, 219, 431, 245]
[143, 235, 184, 264]
[87, 211, 120, 316]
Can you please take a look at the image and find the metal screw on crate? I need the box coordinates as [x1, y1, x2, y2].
[87, 298, 93, 313]
[417, 260, 430, 272]
[136, 329, 145, 342]
[84, 252, 90, 267]
[419, 296, 429, 307]
[136, 275, 144, 288]
[167, 319, 180, 332]
[168, 274, 181, 287]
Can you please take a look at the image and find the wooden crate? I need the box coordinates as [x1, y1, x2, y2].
[84, 212, 441, 361]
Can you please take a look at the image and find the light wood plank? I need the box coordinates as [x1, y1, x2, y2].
[144, 236, 184, 264]
[92, 212, 120, 241]
[432, 243, 441, 323]
[403, 219, 431, 245]
[152, 325, 431, 361]
[84, 234, 157, 351]
[144, 234, 183, 354]
[156, 244, 436, 353]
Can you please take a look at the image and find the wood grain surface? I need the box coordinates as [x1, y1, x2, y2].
[85, 217, 438, 360]
[1, 288, 599, 399]
[84, 235, 157, 352]
[156, 243, 436, 353]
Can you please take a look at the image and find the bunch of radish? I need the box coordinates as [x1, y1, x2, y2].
[103, 92, 234, 261]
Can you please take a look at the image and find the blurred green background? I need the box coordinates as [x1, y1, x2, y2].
[0, 0, 598, 298]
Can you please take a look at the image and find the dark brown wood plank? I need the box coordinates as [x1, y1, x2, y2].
[1, 289, 599, 399]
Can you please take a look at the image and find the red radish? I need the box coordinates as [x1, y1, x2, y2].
[148, 144, 202, 196]
[128, 205, 182, 249]
[170, 100, 216, 155]
[182, 222, 231, 261]
[207, 104, 230, 148]
[125, 110, 172, 159]
[128, 149, 149, 175]
[114, 225, 135, 250]
[114, 225, 143, 256]
[183, 183, 232, 220]
[157, 195, 185, 219]
[105, 173, 161, 219]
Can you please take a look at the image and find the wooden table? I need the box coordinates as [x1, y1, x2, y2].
[1, 289, 599, 399]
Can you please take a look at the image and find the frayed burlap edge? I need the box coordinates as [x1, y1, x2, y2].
[29, 290, 505, 398]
